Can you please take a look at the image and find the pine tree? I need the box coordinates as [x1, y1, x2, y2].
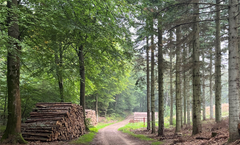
[215, 0, 221, 123]
[192, 0, 202, 135]
[228, 0, 239, 142]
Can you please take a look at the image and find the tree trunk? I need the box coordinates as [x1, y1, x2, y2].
[187, 77, 191, 125]
[1, 0, 27, 144]
[77, 44, 87, 130]
[55, 47, 64, 102]
[215, 0, 221, 123]
[59, 47, 64, 102]
[192, 1, 202, 135]
[228, 0, 240, 142]
[169, 30, 174, 126]
[187, 46, 191, 125]
[183, 46, 187, 124]
[147, 36, 151, 131]
[202, 52, 206, 120]
[210, 48, 213, 119]
[95, 95, 98, 123]
[175, 26, 181, 133]
[3, 89, 7, 125]
[180, 55, 183, 129]
[151, 31, 155, 134]
[158, 19, 164, 136]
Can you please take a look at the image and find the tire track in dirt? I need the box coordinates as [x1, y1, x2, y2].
[91, 116, 151, 145]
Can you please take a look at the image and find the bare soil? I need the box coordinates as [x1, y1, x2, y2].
[90, 116, 152, 145]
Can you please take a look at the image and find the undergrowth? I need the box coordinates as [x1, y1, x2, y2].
[0, 125, 6, 133]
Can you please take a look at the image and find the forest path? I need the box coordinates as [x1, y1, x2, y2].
[90, 116, 151, 145]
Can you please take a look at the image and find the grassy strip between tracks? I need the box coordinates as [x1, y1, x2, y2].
[118, 122, 163, 145]
[71, 122, 115, 144]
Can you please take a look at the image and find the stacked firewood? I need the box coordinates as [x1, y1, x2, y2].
[85, 109, 97, 126]
[21, 102, 85, 142]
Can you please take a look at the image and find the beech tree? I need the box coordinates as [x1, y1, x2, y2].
[1, 0, 27, 144]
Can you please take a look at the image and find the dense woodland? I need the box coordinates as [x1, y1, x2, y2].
[1, 0, 240, 144]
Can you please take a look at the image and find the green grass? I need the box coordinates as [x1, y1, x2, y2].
[118, 122, 163, 145]
[71, 122, 115, 144]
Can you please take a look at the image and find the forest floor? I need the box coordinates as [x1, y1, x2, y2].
[90, 115, 152, 145]
[0, 116, 150, 145]
[130, 103, 239, 144]
[133, 117, 233, 145]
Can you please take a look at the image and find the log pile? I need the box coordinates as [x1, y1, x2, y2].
[85, 109, 97, 126]
[21, 102, 85, 142]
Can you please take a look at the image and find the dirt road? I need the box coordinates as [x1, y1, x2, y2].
[91, 117, 151, 145]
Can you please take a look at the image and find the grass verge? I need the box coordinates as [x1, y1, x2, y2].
[71, 122, 114, 144]
[118, 122, 162, 145]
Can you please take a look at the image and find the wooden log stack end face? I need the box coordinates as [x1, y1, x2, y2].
[85, 109, 97, 126]
[21, 102, 86, 142]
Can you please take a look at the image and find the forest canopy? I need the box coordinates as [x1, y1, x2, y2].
[1, 0, 240, 144]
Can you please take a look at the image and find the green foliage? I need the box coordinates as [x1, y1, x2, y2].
[0, 125, 6, 133]
[85, 118, 92, 129]
[0, 0, 136, 122]
[106, 113, 124, 122]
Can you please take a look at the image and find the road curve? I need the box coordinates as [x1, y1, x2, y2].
[91, 117, 151, 145]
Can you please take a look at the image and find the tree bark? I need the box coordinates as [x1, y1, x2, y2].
[228, 0, 240, 142]
[210, 48, 213, 119]
[95, 94, 98, 123]
[59, 47, 64, 102]
[151, 28, 155, 134]
[187, 46, 191, 125]
[187, 76, 191, 125]
[192, 1, 202, 135]
[147, 36, 151, 131]
[1, 0, 27, 144]
[169, 30, 174, 126]
[175, 26, 181, 133]
[158, 18, 164, 136]
[183, 46, 187, 124]
[55, 47, 64, 102]
[202, 52, 206, 120]
[77, 44, 88, 130]
[3, 89, 7, 125]
[215, 0, 221, 123]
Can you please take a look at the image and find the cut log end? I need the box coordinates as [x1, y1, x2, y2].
[21, 102, 86, 142]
